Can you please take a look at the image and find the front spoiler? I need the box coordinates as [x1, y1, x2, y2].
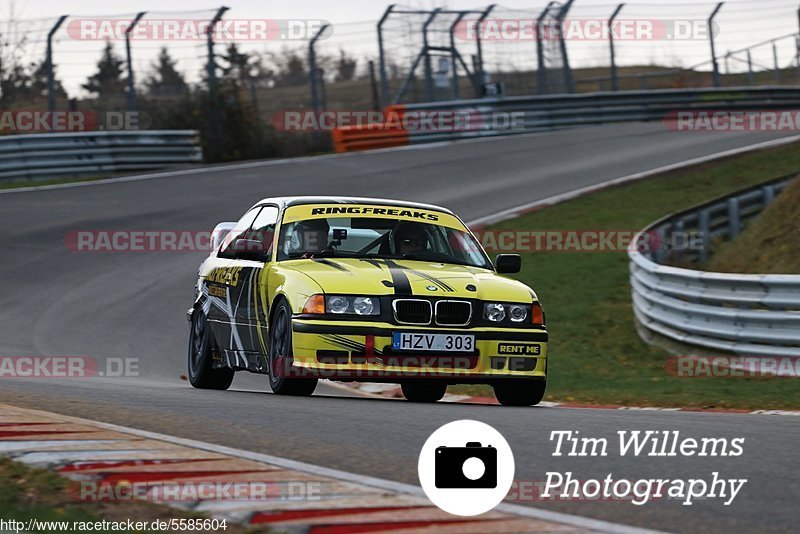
[290, 318, 548, 382]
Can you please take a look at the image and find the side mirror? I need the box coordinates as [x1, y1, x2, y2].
[495, 254, 521, 274]
[210, 222, 237, 252]
[230, 238, 270, 262]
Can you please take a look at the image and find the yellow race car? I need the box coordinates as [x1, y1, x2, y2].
[187, 197, 548, 406]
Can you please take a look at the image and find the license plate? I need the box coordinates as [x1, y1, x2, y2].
[392, 333, 475, 352]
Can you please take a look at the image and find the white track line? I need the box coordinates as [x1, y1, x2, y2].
[11, 405, 665, 534]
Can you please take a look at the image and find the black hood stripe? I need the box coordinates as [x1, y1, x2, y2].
[384, 260, 413, 296]
[393, 263, 455, 293]
[360, 259, 386, 270]
[312, 258, 352, 274]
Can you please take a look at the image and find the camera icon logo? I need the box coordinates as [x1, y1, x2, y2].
[418, 420, 515, 516]
[435, 442, 497, 489]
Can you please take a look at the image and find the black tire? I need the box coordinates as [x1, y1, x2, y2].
[268, 299, 318, 396]
[493, 379, 546, 406]
[401, 380, 447, 403]
[188, 308, 234, 390]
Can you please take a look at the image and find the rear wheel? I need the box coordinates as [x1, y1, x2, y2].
[268, 300, 318, 396]
[493, 379, 546, 406]
[188, 308, 234, 390]
[401, 380, 447, 403]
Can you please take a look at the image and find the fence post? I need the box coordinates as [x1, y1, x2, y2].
[46, 15, 68, 113]
[449, 13, 466, 100]
[772, 41, 781, 83]
[206, 6, 229, 146]
[125, 12, 146, 112]
[377, 5, 395, 109]
[556, 0, 576, 94]
[422, 9, 441, 102]
[368, 61, 380, 111]
[709, 3, 724, 87]
[536, 1, 557, 94]
[609, 3, 625, 92]
[796, 37, 800, 80]
[474, 4, 495, 95]
[309, 23, 331, 115]
[747, 50, 754, 85]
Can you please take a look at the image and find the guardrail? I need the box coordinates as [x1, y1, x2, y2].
[629, 176, 800, 357]
[0, 130, 203, 181]
[332, 86, 800, 152]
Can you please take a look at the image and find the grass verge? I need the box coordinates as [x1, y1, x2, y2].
[705, 176, 800, 274]
[0, 458, 259, 533]
[451, 140, 800, 409]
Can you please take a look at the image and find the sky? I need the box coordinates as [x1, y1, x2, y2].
[4, 0, 800, 96]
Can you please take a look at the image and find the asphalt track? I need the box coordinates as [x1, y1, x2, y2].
[1, 123, 798, 533]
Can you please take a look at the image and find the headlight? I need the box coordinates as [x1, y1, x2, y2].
[328, 296, 349, 314]
[324, 295, 380, 316]
[484, 303, 506, 322]
[353, 296, 376, 315]
[484, 303, 537, 325]
[509, 305, 528, 322]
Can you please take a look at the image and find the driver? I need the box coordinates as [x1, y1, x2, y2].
[392, 222, 429, 255]
[287, 219, 330, 257]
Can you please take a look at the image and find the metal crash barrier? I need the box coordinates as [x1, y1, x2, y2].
[629, 176, 800, 357]
[0, 130, 203, 182]
[332, 86, 800, 152]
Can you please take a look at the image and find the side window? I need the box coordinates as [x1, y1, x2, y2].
[218, 207, 262, 259]
[242, 206, 279, 259]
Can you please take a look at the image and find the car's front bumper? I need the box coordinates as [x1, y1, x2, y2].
[290, 318, 548, 382]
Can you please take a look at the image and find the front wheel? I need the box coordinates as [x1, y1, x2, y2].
[401, 380, 447, 403]
[493, 379, 546, 406]
[268, 300, 318, 396]
[188, 308, 234, 390]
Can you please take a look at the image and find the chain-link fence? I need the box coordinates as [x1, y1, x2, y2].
[2, 1, 800, 161]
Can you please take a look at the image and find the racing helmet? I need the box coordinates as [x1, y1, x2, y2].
[390, 221, 430, 253]
[285, 218, 330, 255]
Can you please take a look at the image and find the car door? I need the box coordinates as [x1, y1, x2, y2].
[227, 205, 279, 357]
[208, 206, 263, 359]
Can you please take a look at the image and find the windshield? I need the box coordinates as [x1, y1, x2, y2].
[277, 212, 492, 269]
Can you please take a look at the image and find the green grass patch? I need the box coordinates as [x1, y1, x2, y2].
[706, 176, 800, 274]
[451, 141, 800, 409]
